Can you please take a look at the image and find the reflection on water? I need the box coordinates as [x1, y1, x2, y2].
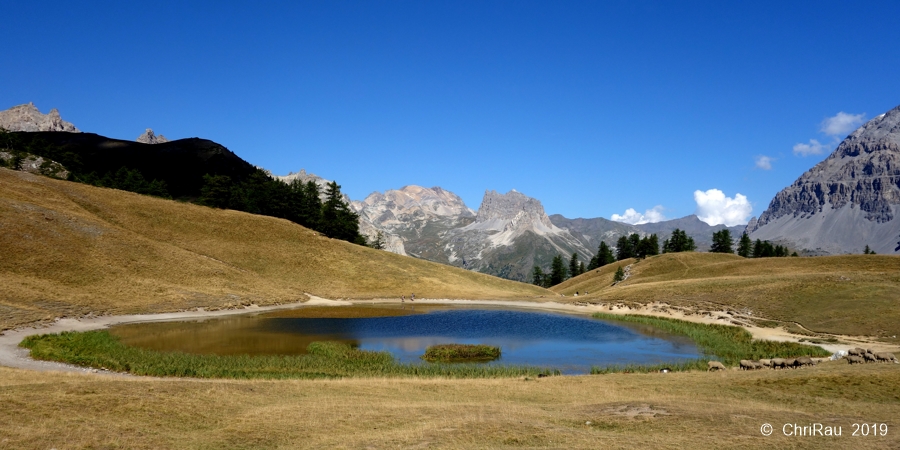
[109, 306, 701, 374]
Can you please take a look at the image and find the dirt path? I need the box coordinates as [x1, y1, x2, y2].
[0, 296, 885, 375]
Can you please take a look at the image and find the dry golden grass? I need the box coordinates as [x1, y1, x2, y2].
[0, 169, 549, 330]
[553, 252, 900, 338]
[1, 361, 898, 449]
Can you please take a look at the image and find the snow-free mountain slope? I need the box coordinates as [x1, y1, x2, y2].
[749, 104, 900, 254]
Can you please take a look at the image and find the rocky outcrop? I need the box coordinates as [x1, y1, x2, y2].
[137, 129, 169, 144]
[749, 104, 900, 254]
[442, 190, 592, 281]
[352, 185, 476, 256]
[0, 103, 80, 132]
[273, 169, 355, 209]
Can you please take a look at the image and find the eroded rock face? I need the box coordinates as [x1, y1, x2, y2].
[749, 104, 900, 254]
[351, 185, 476, 256]
[0, 103, 80, 132]
[137, 128, 169, 144]
[443, 190, 592, 281]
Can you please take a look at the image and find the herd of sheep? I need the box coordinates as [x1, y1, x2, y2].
[843, 347, 898, 365]
[707, 348, 897, 372]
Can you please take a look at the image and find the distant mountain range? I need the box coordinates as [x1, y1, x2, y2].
[748, 103, 900, 255]
[350, 186, 747, 281]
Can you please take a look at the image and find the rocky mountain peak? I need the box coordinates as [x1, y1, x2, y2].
[0, 102, 80, 132]
[749, 103, 900, 254]
[357, 185, 474, 218]
[474, 189, 554, 229]
[137, 128, 169, 144]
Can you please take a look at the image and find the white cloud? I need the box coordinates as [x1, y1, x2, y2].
[755, 155, 773, 170]
[792, 139, 828, 156]
[694, 189, 752, 226]
[611, 205, 667, 225]
[820, 112, 865, 137]
[792, 111, 866, 157]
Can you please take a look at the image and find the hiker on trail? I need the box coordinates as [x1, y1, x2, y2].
[401, 295, 405, 303]
[411, 293, 415, 301]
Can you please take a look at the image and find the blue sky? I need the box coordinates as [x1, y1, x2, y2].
[3, 1, 899, 225]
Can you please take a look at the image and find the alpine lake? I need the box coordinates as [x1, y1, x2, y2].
[108, 304, 702, 374]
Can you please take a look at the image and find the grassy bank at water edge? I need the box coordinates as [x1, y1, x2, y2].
[20, 331, 559, 379]
[590, 312, 830, 373]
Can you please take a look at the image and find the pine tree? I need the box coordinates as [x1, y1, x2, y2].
[613, 266, 625, 283]
[199, 174, 234, 208]
[864, 245, 872, 254]
[549, 254, 568, 286]
[615, 235, 634, 260]
[371, 231, 386, 250]
[320, 181, 363, 243]
[737, 232, 752, 257]
[589, 241, 616, 269]
[636, 234, 659, 258]
[568, 253, 580, 278]
[299, 180, 323, 230]
[663, 229, 696, 253]
[531, 266, 546, 287]
[579, 261, 586, 275]
[710, 229, 733, 253]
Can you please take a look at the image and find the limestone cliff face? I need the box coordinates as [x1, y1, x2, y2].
[350, 187, 591, 281]
[0, 103, 80, 132]
[749, 104, 900, 254]
[351, 185, 476, 256]
[444, 190, 592, 281]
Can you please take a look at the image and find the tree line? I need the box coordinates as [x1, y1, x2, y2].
[532, 228, 799, 287]
[197, 173, 366, 245]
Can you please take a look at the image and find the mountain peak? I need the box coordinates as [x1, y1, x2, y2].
[0, 103, 80, 132]
[475, 189, 550, 224]
[137, 128, 169, 144]
[750, 103, 900, 254]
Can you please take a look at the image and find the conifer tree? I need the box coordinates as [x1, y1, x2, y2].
[371, 231, 386, 250]
[710, 229, 734, 253]
[299, 180, 323, 230]
[531, 266, 546, 287]
[320, 181, 363, 243]
[663, 229, 696, 253]
[549, 254, 568, 286]
[613, 266, 625, 283]
[589, 241, 616, 270]
[579, 261, 586, 275]
[615, 235, 634, 260]
[568, 253, 580, 278]
[737, 232, 752, 257]
[636, 234, 659, 258]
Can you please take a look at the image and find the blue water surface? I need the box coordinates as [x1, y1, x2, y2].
[263, 309, 701, 374]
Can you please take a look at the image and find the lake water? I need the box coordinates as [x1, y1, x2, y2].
[109, 305, 702, 374]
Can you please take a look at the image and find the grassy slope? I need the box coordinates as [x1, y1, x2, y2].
[0, 169, 549, 330]
[552, 252, 900, 338]
[1, 362, 898, 449]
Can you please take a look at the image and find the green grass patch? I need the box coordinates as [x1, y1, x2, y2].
[422, 344, 501, 362]
[591, 359, 709, 374]
[592, 312, 831, 370]
[20, 331, 558, 379]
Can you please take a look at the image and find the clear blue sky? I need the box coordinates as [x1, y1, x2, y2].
[3, 1, 899, 225]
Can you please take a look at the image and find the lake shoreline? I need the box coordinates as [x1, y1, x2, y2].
[0, 295, 882, 375]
